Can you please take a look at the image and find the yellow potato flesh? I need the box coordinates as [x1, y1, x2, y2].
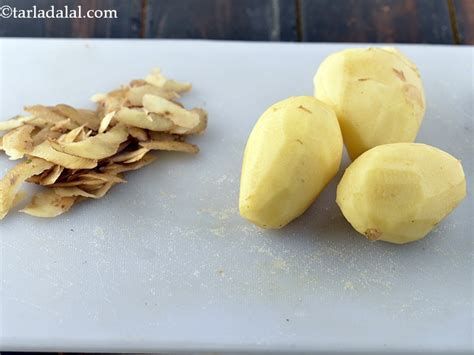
[314, 47, 426, 160]
[239, 96, 343, 229]
[336, 143, 466, 244]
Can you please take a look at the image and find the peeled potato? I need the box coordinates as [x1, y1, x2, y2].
[239, 96, 343, 229]
[314, 47, 425, 160]
[336, 143, 466, 244]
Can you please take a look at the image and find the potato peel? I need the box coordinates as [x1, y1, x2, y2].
[108, 147, 149, 163]
[77, 110, 101, 131]
[2, 125, 35, 160]
[145, 68, 192, 93]
[170, 108, 208, 135]
[51, 119, 79, 132]
[58, 125, 85, 144]
[115, 107, 173, 131]
[0, 68, 206, 219]
[77, 172, 125, 183]
[39, 165, 64, 186]
[98, 111, 116, 134]
[49, 124, 128, 159]
[29, 141, 98, 169]
[140, 140, 199, 154]
[25, 105, 66, 123]
[12, 189, 27, 208]
[101, 153, 156, 174]
[0, 115, 36, 131]
[20, 189, 75, 218]
[122, 147, 149, 164]
[128, 127, 148, 141]
[142, 94, 199, 129]
[32, 126, 62, 146]
[0, 158, 54, 219]
[52, 105, 100, 131]
[54, 180, 116, 199]
[54, 186, 97, 198]
[126, 84, 179, 106]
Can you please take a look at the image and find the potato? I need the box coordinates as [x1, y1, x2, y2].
[314, 47, 425, 160]
[239, 96, 343, 229]
[336, 143, 466, 244]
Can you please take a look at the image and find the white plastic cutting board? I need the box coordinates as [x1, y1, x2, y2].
[0, 39, 472, 353]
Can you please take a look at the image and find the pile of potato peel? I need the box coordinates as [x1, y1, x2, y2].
[0, 69, 207, 219]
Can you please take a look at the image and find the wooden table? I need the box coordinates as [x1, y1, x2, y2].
[0, 0, 472, 44]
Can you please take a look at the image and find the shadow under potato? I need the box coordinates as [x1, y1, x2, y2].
[262, 152, 434, 254]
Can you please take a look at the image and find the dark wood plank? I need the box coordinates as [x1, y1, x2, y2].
[453, 0, 474, 44]
[299, 0, 454, 43]
[145, 0, 297, 41]
[0, 0, 142, 38]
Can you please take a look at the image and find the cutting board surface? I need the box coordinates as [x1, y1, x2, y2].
[0, 39, 472, 353]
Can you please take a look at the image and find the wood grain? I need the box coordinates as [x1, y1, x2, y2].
[0, 0, 142, 38]
[453, 0, 474, 44]
[299, 0, 454, 44]
[0, 0, 466, 44]
[144, 0, 297, 41]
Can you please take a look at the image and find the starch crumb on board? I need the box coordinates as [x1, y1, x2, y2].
[93, 226, 105, 238]
[344, 281, 355, 290]
[211, 227, 226, 237]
